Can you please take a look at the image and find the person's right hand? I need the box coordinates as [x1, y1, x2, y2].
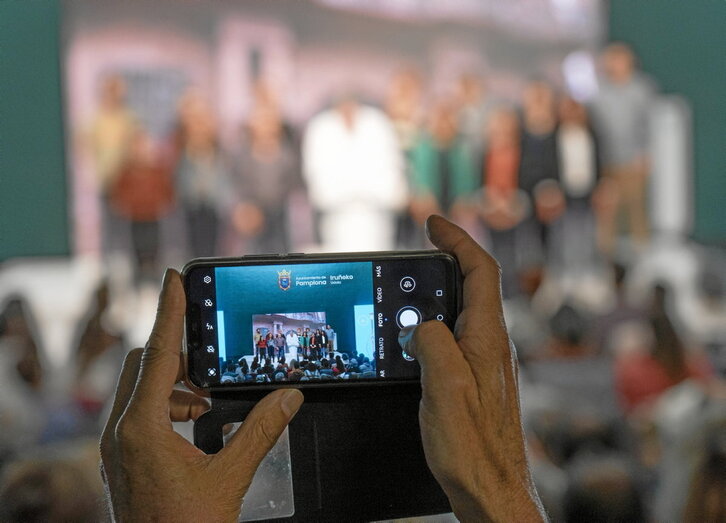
[233, 202, 265, 236]
[399, 215, 546, 522]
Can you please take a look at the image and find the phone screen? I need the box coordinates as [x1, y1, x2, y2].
[185, 253, 459, 388]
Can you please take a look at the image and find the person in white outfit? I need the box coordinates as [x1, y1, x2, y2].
[302, 96, 407, 251]
[285, 330, 300, 360]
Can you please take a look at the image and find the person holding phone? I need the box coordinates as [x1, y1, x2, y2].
[99, 216, 546, 522]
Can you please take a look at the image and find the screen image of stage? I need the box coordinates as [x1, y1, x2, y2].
[249, 311, 327, 361]
[214, 261, 375, 367]
[254, 312, 327, 341]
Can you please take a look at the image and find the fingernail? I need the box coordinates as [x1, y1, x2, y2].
[280, 389, 303, 420]
[398, 325, 416, 349]
[155, 269, 174, 311]
[425, 215, 443, 241]
[161, 268, 173, 289]
[424, 216, 434, 239]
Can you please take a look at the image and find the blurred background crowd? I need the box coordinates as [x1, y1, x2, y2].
[1, 0, 725, 521]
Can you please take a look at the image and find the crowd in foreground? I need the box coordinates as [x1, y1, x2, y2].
[508, 261, 724, 522]
[221, 353, 376, 384]
[1, 249, 724, 520]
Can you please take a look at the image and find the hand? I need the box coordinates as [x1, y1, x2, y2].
[410, 195, 442, 225]
[534, 181, 565, 224]
[233, 202, 265, 236]
[399, 216, 546, 522]
[100, 269, 303, 522]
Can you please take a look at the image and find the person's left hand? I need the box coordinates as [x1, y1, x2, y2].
[534, 180, 565, 224]
[100, 269, 303, 522]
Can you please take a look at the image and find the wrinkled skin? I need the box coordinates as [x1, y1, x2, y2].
[100, 270, 303, 522]
[101, 217, 546, 522]
[399, 215, 546, 522]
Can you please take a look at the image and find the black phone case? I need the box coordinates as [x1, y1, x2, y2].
[194, 385, 452, 522]
[190, 251, 458, 520]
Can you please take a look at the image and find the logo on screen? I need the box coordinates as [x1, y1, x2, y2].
[278, 269, 291, 291]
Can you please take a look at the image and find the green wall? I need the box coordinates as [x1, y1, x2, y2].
[609, 0, 726, 245]
[0, 0, 69, 261]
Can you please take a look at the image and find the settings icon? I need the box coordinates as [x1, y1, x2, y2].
[203, 275, 212, 284]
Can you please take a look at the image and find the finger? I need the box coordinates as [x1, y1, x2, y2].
[175, 351, 186, 383]
[214, 389, 303, 489]
[169, 389, 210, 422]
[426, 215, 513, 377]
[399, 322, 461, 371]
[399, 322, 471, 403]
[101, 348, 142, 444]
[425, 215, 503, 316]
[127, 269, 186, 416]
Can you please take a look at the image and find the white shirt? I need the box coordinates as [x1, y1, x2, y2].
[557, 124, 596, 198]
[302, 105, 407, 251]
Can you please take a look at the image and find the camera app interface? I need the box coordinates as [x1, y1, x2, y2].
[187, 258, 453, 387]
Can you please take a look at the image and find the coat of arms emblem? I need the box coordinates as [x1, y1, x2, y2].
[278, 269, 291, 291]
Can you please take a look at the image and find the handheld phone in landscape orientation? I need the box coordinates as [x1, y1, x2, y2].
[183, 251, 461, 390]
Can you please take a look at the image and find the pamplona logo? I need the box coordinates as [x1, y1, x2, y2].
[278, 269, 291, 291]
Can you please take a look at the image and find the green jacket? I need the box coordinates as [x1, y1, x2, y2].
[410, 134, 478, 204]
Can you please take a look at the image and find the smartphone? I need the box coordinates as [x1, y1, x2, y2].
[183, 251, 461, 390]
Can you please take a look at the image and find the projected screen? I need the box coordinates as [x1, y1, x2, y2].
[61, 0, 603, 264]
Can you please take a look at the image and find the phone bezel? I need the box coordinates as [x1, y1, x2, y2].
[182, 250, 462, 392]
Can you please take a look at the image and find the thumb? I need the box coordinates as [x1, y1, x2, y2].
[399, 321, 469, 403]
[399, 321, 463, 374]
[213, 389, 303, 493]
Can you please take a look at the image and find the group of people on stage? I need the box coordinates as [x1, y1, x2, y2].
[220, 352, 376, 384]
[88, 43, 656, 290]
[87, 79, 300, 282]
[252, 324, 336, 363]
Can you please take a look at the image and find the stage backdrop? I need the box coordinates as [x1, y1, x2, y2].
[61, 0, 604, 256]
[3, 0, 725, 262]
